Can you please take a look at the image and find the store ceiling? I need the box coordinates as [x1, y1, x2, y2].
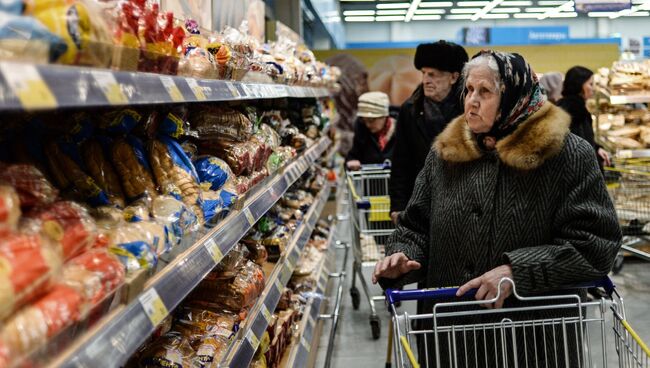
[338, 0, 650, 21]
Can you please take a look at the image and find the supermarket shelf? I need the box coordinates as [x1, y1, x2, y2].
[53, 137, 331, 368]
[0, 61, 330, 111]
[614, 149, 650, 159]
[598, 88, 650, 105]
[283, 223, 337, 368]
[219, 181, 332, 368]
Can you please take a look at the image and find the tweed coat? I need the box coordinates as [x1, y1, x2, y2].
[380, 102, 622, 367]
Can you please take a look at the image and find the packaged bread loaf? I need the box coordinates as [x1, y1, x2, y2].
[81, 139, 126, 208]
[149, 136, 204, 224]
[197, 139, 252, 176]
[192, 106, 253, 142]
[0, 164, 58, 210]
[152, 195, 198, 243]
[63, 248, 125, 305]
[190, 260, 265, 311]
[193, 156, 232, 191]
[0, 185, 20, 237]
[109, 221, 160, 272]
[138, 331, 195, 368]
[0, 233, 62, 321]
[111, 137, 158, 202]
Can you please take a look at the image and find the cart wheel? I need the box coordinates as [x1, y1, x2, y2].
[370, 316, 381, 340]
[612, 254, 624, 275]
[350, 287, 361, 310]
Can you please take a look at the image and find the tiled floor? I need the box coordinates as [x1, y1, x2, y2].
[314, 199, 650, 368]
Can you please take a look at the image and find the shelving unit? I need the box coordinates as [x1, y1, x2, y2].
[0, 61, 329, 111]
[47, 137, 331, 368]
[594, 88, 650, 155]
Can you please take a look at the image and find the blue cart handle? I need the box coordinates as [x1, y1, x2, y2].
[385, 276, 615, 306]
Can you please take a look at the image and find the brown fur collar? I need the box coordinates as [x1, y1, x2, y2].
[433, 102, 571, 170]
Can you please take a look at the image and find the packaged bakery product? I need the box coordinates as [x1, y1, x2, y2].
[152, 195, 198, 244]
[109, 221, 160, 272]
[0, 11, 68, 64]
[190, 260, 265, 311]
[111, 136, 158, 202]
[241, 235, 268, 266]
[21, 201, 98, 261]
[192, 106, 253, 142]
[81, 139, 126, 208]
[178, 46, 218, 79]
[0, 185, 20, 236]
[0, 233, 62, 321]
[0, 164, 58, 210]
[214, 243, 247, 278]
[124, 199, 151, 222]
[63, 248, 125, 305]
[200, 188, 224, 223]
[193, 331, 230, 368]
[138, 331, 195, 368]
[262, 226, 291, 262]
[193, 156, 232, 191]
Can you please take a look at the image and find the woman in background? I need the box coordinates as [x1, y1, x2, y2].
[539, 71, 563, 104]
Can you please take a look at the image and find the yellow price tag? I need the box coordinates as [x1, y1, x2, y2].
[261, 305, 272, 324]
[186, 78, 206, 100]
[139, 288, 168, 327]
[92, 71, 128, 104]
[0, 64, 56, 109]
[205, 238, 223, 264]
[246, 331, 260, 350]
[243, 208, 255, 225]
[160, 76, 183, 102]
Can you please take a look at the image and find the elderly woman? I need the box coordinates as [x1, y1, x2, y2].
[373, 51, 621, 367]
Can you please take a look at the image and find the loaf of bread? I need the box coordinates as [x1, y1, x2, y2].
[81, 139, 126, 208]
[111, 138, 158, 201]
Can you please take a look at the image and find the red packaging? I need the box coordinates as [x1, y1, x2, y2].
[0, 164, 58, 210]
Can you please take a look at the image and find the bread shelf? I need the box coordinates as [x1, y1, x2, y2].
[0, 61, 329, 111]
[598, 88, 650, 105]
[49, 137, 330, 368]
[219, 181, 332, 368]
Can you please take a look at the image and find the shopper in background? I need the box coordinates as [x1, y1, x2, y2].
[346, 91, 395, 170]
[389, 40, 468, 224]
[557, 66, 611, 167]
[373, 50, 621, 366]
[539, 71, 563, 104]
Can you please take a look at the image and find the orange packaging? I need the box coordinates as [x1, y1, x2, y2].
[0, 185, 21, 237]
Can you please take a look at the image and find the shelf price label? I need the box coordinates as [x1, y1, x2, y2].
[0, 64, 57, 109]
[139, 288, 169, 327]
[92, 70, 128, 104]
[274, 278, 283, 293]
[261, 304, 272, 324]
[186, 78, 207, 100]
[243, 208, 255, 226]
[245, 330, 260, 350]
[205, 238, 223, 264]
[225, 82, 240, 98]
[160, 76, 183, 102]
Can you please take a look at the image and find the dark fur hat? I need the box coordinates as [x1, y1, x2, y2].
[414, 41, 468, 73]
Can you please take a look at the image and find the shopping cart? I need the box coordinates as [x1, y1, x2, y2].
[605, 153, 650, 273]
[346, 162, 395, 339]
[385, 277, 649, 368]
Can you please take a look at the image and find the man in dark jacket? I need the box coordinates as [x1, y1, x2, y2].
[389, 41, 468, 223]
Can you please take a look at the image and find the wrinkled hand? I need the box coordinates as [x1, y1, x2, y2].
[346, 160, 361, 171]
[598, 148, 611, 167]
[390, 211, 400, 225]
[456, 265, 513, 309]
[372, 252, 421, 284]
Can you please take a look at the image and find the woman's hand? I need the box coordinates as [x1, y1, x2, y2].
[390, 211, 400, 224]
[372, 252, 421, 284]
[598, 148, 611, 167]
[346, 160, 361, 171]
[456, 265, 513, 309]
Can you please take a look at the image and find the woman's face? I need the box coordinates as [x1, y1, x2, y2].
[363, 116, 386, 134]
[464, 66, 501, 134]
[582, 76, 594, 100]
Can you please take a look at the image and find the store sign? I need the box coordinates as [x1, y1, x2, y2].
[574, 0, 631, 12]
[644, 37, 650, 58]
[463, 26, 570, 46]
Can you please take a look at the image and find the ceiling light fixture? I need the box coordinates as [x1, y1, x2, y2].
[376, 2, 411, 9]
[537, 0, 566, 5]
[538, 1, 574, 19]
[412, 14, 443, 19]
[482, 13, 511, 17]
[525, 7, 553, 11]
[344, 16, 376, 21]
[450, 7, 483, 12]
[625, 10, 650, 14]
[405, 0, 423, 21]
[342, 10, 376, 16]
[375, 15, 407, 20]
[514, 12, 543, 17]
[472, 0, 505, 20]
[415, 8, 446, 14]
[376, 9, 407, 15]
[491, 7, 521, 12]
[500, 0, 532, 5]
[446, 14, 475, 18]
[419, 1, 454, 7]
[548, 11, 578, 17]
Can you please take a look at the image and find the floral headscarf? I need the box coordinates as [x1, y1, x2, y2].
[472, 50, 546, 142]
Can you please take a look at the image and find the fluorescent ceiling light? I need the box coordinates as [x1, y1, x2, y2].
[446, 14, 475, 18]
[405, 0, 422, 21]
[625, 10, 650, 15]
[500, 0, 532, 5]
[376, 9, 407, 14]
[482, 13, 511, 17]
[376, 2, 411, 9]
[472, 0, 505, 20]
[538, 1, 574, 19]
[587, 11, 616, 16]
[491, 7, 521, 12]
[526, 7, 553, 11]
[514, 12, 543, 17]
[457, 1, 490, 6]
[420, 1, 454, 7]
[548, 11, 578, 17]
[344, 16, 375, 21]
[375, 15, 407, 20]
[412, 14, 443, 19]
[450, 7, 482, 12]
[343, 10, 375, 15]
[415, 8, 446, 13]
[538, 0, 566, 4]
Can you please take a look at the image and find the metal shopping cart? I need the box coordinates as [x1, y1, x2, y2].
[605, 152, 650, 273]
[384, 277, 649, 368]
[346, 163, 395, 339]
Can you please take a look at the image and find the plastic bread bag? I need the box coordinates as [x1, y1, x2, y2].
[177, 306, 239, 332]
[81, 139, 126, 208]
[0, 11, 68, 64]
[241, 236, 268, 266]
[111, 136, 159, 203]
[250, 169, 268, 187]
[192, 331, 230, 368]
[109, 221, 159, 273]
[0, 233, 62, 321]
[138, 331, 195, 368]
[0, 284, 84, 364]
[197, 139, 251, 177]
[0, 164, 58, 210]
[200, 187, 223, 223]
[63, 248, 125, 305]
[0, 185, 20, 237]
[193, 156, 232, 191]
[149, 136, 204, 224]
[190, 260, 265, 311]
[152, 195, 198, 244]
[213, 243, 247, 279]
[262, 226, 291, 262]
[124, 198, 151, 222]
[192, 106, 253, 142]
[178, 46, 217, 79]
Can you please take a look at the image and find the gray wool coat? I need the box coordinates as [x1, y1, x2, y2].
[380, 102, 622, 367]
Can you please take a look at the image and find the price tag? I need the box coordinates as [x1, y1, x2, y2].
[274, 278, 283, 292]
[243, 208, 255, 225]
[160, 76, 183, 102]
[246, 331, 260, 350]
[92, 70, 128, 104]
[0, 64, 57, 109]
[261, 304, 272, 324]
[281, 265, 292, 282]
[301, 337, 311, 352]
[205, 238, 223, 264]
[139, 288, 168, 327]
[225, 82, 240, 98]
[186, 78, 206, 100]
